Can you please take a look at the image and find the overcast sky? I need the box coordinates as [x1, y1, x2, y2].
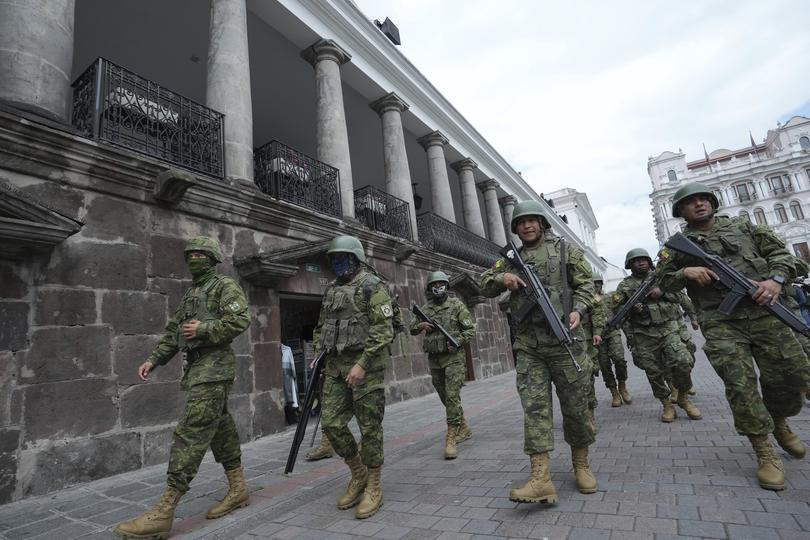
[354, 0, 810, 268]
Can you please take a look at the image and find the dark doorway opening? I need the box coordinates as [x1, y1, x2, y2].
[280, 293, 322, 424]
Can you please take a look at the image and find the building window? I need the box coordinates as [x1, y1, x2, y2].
[753, 208, 767, 225]
[734, 182, 755, 202]
[712, 189, 725, 205]
[770, 174, 792, 194]
[775, 204, 789, 223]
[793, 242, 810, 262]
[738, 210, 751, 223]
[667, 170, 677, 183]
[800, 136, 810, 151]
[791, 200, 805, 220]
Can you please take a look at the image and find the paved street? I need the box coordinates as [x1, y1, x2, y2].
[1, 343, 809, 540]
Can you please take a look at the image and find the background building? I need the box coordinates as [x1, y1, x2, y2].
[648, 116, 810, 260]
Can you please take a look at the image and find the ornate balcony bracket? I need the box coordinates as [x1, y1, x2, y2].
[153, 168, 197, 204]
[0, 181, 83, 260]
[449, 272, 487, 307]
[235, 239, 331, 288]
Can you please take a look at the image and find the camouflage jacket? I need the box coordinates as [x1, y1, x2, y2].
[590, 293, 615, 338]
[148, 272, 250, 388]
[614, 272, 683, 337]
[479, 235, 594, 350]
[313, 270, 394, 372]
[409, 295, 476, 357]
[657, 215, 797, 322]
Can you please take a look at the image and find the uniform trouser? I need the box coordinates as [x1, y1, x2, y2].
[322, 362, 386, 468]
[515, 344, 595, 455]
[632, 327, 693, 401]
[428, 353, 466, 425]
[702, 317, 810, 436]
[598, 333, 628, 388]
[167, 382, 241, 493]
[584, 350, 598, 410]
[678, 323, 697, 367]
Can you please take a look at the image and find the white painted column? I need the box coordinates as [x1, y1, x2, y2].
[479, 180, 507, 246]
[451, 158, 486, 237]
[369, 92, 418, 241]
[0, 0, 75, 121]
[302, 39, 355, 218]
[417, 130, 456, 223]
[207, 0, 254, 182]
[500, 194, 519, 243]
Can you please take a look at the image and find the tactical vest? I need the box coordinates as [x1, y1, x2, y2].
[319, 271, 378, 354]
[624, 274, 681, 326]
[176, 276, 221, 351]
[508, 238, 566, 329]
[422, 298, 459, 354]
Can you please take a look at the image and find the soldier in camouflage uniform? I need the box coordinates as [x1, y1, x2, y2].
[410, 271, 476, 459]
[592, 278, 632, 407]
[480, 200, 597, 502]
[669, 289, 700, 402]
[115, 236, 251, 539]
[658, 182, 809, 490]
[615, 248, 702, 423]
[313, 235, 394, 519]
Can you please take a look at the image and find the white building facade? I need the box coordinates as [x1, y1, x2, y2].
[649, 116, 810, 261]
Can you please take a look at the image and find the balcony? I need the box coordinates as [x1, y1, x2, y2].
[772, 184, 794, 196]
[254, 140, 342, 218]
[354, 186, 412, 241]
[417, 212, 501, 267]
[71, 58, 225, 178]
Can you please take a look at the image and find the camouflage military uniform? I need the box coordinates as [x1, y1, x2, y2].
[580, 299, 606, 413]
[658, 215, 810, 436]
[614, 273, 694, 401]
[593, 294, 627, 390]
[409, 295, 475, 425]
[676, 291, 698, 367]
[313, 269, 394, 468]
[480, 235, 596, 455]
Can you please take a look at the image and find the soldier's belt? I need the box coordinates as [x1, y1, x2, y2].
[185, 344, 231, 363]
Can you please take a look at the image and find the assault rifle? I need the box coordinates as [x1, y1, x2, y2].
[411, 304, 461, 350]
[665, 232, 810, 337]
[605, 272, 657, 332]
[500, 240, 582, 372]
[284, 350, 328, 474]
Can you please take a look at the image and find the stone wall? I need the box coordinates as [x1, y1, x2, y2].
[0, 110, 513, 504]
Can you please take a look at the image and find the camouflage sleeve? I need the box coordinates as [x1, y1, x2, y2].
[677, 291, 697, 321]
[569, 247, 595, 312]
[312, 299, 327, 354]
[591, 297, 607, 336]
[479, 258, 508, 297]
[147, 303, 183, 366]
[195, 278, 251, 344]
[357, 284, 394, 370]
[409, 303, 425, 335]
[656, 252, 688, 293]
[751, 222, 796, 280]
[792, 255, 810, 278]
[455, 300, 476, 344]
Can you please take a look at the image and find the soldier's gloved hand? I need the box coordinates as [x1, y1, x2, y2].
[683, 266, 718, 286]
[346, 364, 366, 387]
[592, 335, 602, 346]
[569, 311, 581, 330]
[138, 361, 154, 381]
[502, 273, 527, 292]
[182, 319, 201, 339]
[417, 322, 435, 333]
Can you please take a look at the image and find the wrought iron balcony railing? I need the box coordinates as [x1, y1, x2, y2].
[71, 58, 225, 178]
[417, 212, 501, 267]
[254, 140, 342, 218]
[354, 186, 412, 241]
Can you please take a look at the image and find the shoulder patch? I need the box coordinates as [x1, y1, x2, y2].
[657, 248, 670, 261]
[380, 304, 393, 318]
[228, 301, 243, 312]
[494, 259, 504, 269]
[612, 292, 623, 303]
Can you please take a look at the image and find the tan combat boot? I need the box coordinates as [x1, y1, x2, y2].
[206, 467, 250, 519]
[356, 466, 383, 519]
[618, 381, 632, 404]
[749, 435, 785, 490]
[114, 486, 183, 539]
[773, 418, 807, 458]
[337, 455, 368, 509]
[445, 424, 459, 459]
[676, 395, 702, 420]
[508, 453, 558, 504]
[306, 436, 334, 461]
[661, 399, 677, 423]
[670, 387, 679, 403]
[455, 416, 473, 443]
[609, 386, 622, 407]
[688, 386, 697, 395]
[571, 447, 598, 494]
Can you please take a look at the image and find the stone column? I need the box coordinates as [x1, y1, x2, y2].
[301, 39, 355, 218]
[479, 180, 507, 246]
[417, 130, 456, 223]
[370, 92, 418, 241]
[450, 158, 486, 237]
[0, 0, 75, 121]
[500, 195, 519, 243]
[207, 0, 253, 182]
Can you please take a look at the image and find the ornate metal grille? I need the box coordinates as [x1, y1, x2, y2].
[254, 140, 342, 218]
[417, 212, 501, 267]
[70, 58, 225, 178]
[354, 186, 412, 241]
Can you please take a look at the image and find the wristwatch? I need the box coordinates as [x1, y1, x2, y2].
[768, 275, 786, 286]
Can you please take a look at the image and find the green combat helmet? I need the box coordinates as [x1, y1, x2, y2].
[624, 248, 652, 269]
[184, 236, 223, 263]
[511, 200, 552, 233]
[671, 182, 719, 218]
[427, 271, 450, 285]
[326, 235, 366, 262]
